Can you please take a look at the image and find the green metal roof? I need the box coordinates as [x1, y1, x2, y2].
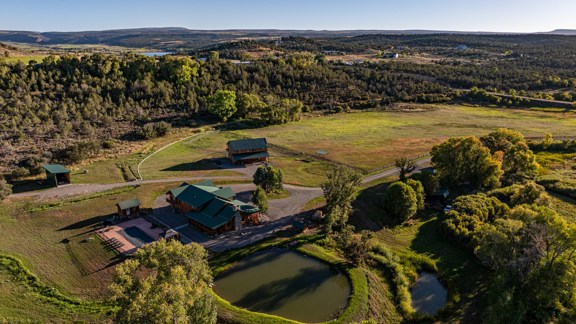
[227, 138, 268, 152]
[168, 180, 257, 230]
[185, 205, 238, 229]
[202, 198, 228, 217]
[211, 187, 235, 199]
[117, 198, 141, 210]
[43, 164, 70, 174]
[231, 151, 270, 161]
[186, 211, 229, 229]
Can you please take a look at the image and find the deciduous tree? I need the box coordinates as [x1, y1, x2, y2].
[383, 181, 418, 224]
[431, 136, 502, 190]
[207, 90, 237, 122]
[395, 157, 416, 182]
[252, 185, 268, 213]
[110, 240, 216, 324]
[253, 165, 284, 193]
[321, 166, 362, 233]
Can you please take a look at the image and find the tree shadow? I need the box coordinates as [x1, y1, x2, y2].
[10, 178, 52, 194]
[233, 266, 337, 312]
[216, 248, 286, 280]
[58, 213, 115, 233]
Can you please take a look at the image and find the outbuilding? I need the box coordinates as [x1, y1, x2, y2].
[227, 138, 269, 164]
[116, 198, 141, 219]
[43, 164, 71, 187]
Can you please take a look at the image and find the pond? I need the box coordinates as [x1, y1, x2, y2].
[141, 52, 172, 57]
[213, 248, 351, 322]
[410, 272, 448, 315]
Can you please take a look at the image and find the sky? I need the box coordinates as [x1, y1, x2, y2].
[1, 0, 575, 33]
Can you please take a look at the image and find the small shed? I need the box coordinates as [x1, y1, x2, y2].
[116, 198, 141, 219]
[43, 164, 71, 187]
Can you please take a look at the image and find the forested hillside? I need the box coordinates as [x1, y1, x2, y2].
[2, 34, 576, 178]
[0, 52, 448, 177]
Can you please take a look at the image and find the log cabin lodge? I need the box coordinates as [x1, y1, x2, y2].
[166, 180, 260, 235]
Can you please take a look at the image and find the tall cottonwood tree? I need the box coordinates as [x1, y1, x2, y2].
[110, 240, 216, 324]
[431, 136, 502, 190]
[321, 165, 362, 233]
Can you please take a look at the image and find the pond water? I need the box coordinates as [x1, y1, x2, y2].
[213, 248, 351, 322]
[141, 52, 172, 57]
[410, 272, 448, 315]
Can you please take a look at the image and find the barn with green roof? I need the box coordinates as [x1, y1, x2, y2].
[227, 138, 269, 164]
[166, 180, 260, 235]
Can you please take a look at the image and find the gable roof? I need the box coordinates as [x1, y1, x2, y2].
[170, 185, 216, 209]
[168, 180, 260, 230]
[227, 138, 268, 152]
[117, 198, 141, 210]
[43, 164, 70, 174]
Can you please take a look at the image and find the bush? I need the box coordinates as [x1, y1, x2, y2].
[0, 177, 12, 201]
[136, 122, 172, 140]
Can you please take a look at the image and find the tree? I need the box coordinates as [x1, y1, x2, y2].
[481, 129, 539, 183]
[110, 240, 216, 324]
[252, 185, 268, 213]
[383, 181, 418, 224]
[431, 136, 502, 190]
[321, 165, 362, 233]
[0, 177, 12, 201]
[409, 172, 439, 196]
[502, 142, 539, 183]
[480, 128, 525, 154]
[395, 157, 416, 182]
[333, 225, 373, 266]
[236, 93, 266, 119]
[542, 133, 553, 148]
[253, 165, 284, 193]
[406, 179, 425, 210]
[207, 90, 237, 122]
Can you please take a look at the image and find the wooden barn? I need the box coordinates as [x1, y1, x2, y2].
[116, 198, 141, 219]
[227, 138, 269, 164]
[166, 180, 260, 235]
[43, 164, 71, 187]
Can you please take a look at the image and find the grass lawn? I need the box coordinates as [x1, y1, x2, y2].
[0, 182, 179, 321]
[235, 104, 576, 171]
[139, 131, 332, 186]
[139, 131, 245, 180]
[0, 269, 110, 323]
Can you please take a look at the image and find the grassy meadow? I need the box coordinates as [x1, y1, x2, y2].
[0, 182, 181, 321]
[136, 104, 576, 186]
[235, 105, 576, 171]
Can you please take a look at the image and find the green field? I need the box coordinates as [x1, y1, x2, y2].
[136, 105, 576, 186]
[235, 105, 576, 171]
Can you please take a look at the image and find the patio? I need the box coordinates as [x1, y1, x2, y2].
[97, 217, 164, 255]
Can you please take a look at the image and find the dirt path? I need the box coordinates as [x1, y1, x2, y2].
[10, 176, 248, 200]
[361, 158, 431, 184]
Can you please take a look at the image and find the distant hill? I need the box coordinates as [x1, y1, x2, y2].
[0, 28, 573, 50]
[543, 29, 576, 35]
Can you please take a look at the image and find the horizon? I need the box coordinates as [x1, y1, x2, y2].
[1, 0, 575, 33]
